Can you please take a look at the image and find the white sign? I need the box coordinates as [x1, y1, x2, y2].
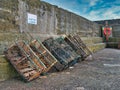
[27, 13, 37, 25]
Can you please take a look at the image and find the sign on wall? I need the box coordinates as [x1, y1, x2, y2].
[27, 13, 37, 25]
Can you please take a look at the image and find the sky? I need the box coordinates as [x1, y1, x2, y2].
[41, 0, 120, 21]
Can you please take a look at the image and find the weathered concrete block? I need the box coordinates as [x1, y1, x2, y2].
[87, 43, 106, 53]
[0, 33, 25, 42]
[81, 37, 106, 53]
[106, 37, 120, 48]
[106, 42, 118, 48]
[108, 37, 120, 42]
[0, 33, 27, 55]
[81, 37, 103, 44]
[0, 55, 18, 81]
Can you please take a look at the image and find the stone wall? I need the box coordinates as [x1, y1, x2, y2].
[1, 0, 100, 37]
[0, 0, 19, 32]
[0, 0, 101, 39]
[112, 25, 120, 37]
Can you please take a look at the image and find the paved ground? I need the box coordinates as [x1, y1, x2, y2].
[0, 49, 120, 90]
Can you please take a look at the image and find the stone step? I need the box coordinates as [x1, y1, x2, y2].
[108, 37, 120, 42]
[81, 37, 106, 53]
[0, 33, 25, 42]
[106, 37, 120, 48]
[81, 37, 103, 44]
[106, 42, 118, 48]
[0, 33, 104, 43]
[0, 36, 105, 55]
[87, 43, 106, 53]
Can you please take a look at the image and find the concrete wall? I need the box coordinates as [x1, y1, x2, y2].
[0, 0, 19, 32]
[1, 0, 100, 38]
[18, 0, 100, 39]
[112, 25, 120, 37]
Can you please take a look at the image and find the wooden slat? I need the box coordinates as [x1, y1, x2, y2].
[4, 41, 44, 82]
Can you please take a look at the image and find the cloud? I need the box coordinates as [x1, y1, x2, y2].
[89, 0, 99, 6]
[85, 5, 120, 21]
[84, 11, 101, 21]
[102, 6, 120, 19]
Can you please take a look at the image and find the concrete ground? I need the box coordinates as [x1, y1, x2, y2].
[0, 49, 120, 90]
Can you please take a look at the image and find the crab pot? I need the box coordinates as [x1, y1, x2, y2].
[29, 39, 58, 72]
[4, 41, 46, 82]
[42, 37, 80, 71]
[64, 35, 92, 60]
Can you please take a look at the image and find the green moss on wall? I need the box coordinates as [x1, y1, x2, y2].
[0, 56, 18, 81]
[0, 11, 14, 21]
[0, 33, 27, 55]
[0, 0, 19, 32]
[42, 2, 52, 12]
[22, 0, 41, 8]
[0, 33, 27, 42]
[0, 21, 15, 32]
[0, 0, 18, 11]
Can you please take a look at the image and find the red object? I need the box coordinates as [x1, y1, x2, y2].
[103, 27, 112, 41]
[103, 27, 111, 36]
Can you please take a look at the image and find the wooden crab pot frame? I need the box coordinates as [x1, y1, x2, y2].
[4, 41, 46, 82]
[29, 39, 58, 72]
[64, 34, 92, 60]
